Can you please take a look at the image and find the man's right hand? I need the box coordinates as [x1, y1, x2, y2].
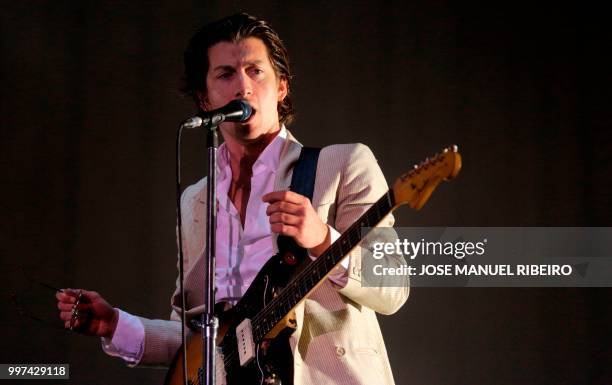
[56, 289, 119, 339]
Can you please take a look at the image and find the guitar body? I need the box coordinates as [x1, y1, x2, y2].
[165, 248, 308, 385]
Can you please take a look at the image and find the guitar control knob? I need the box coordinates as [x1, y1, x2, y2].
[283, 251, 298, 265]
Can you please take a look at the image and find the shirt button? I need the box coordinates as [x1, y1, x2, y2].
[336, 346, 345, 357]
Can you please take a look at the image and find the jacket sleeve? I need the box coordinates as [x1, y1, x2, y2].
[136, 316, 183, 367]
[330, 143, 409, 315]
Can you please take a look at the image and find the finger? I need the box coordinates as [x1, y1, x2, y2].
[261, 190, 288, 203]
[59, 308, 88, 321]
[64, 316, 86, 331]
[266, 201, 303, 216]
[57, 301, 89, 312]
[59, 311, 85, 321]
[62, 306, 91, 329]
[63, 289, 97, 305]
[270, 223, 298, 237]
[62, 288, 80, 296]
[57, 302, 73, 311]
[56, 291, 77, 304]
[56, 291, 67, 301]
[60, 311, 72, 321]
[59, 288, 89, 301]
[269, 212, 300, 225]
[262, 190, 306, 205]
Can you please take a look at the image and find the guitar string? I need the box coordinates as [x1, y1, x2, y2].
[250, 190, 392, 328]
[247, 196, 381, 337]
[221, 191, 393, 366]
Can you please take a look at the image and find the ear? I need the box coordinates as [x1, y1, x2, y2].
[195, 90, 210, 111]
[277, 77, 288, 102]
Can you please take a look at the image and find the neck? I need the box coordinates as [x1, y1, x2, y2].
[224, 127, 282, 182]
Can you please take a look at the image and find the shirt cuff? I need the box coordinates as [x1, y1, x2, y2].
[309, 225, 349, 287]
[101, 308, 145, 366]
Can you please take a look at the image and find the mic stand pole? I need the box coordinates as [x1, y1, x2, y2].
[201, 121, 219, 385]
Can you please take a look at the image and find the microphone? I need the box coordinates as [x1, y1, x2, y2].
[181, 99, 253, 129]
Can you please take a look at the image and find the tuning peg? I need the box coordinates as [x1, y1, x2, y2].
[452, 144, 458, 152]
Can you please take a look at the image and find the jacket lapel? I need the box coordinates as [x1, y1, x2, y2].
[274, 128, 303, 192]
[270, 129, 303, 254]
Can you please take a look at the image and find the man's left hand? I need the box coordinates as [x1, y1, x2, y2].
[263, 190, 330, 256]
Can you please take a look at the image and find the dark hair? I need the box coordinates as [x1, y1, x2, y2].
[182, 13, 294, 125]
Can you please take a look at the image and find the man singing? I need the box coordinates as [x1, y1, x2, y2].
[57, 13, 408, 385]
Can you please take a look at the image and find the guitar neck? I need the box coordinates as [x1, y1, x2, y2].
[249, 189, 396, 343]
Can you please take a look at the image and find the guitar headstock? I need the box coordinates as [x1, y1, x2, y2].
[392, 145, 462, 210]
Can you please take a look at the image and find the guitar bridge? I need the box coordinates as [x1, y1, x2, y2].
[236, 318, 256, 366]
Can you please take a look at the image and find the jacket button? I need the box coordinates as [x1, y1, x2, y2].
[336, 346, 345, 357]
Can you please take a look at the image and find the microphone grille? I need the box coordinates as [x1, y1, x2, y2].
[235, 99, 253, 121]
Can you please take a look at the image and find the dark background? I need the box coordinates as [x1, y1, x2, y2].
[2, 1, 611, 384]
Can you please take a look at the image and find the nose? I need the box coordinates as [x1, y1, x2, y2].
[235, 72, 253, 98]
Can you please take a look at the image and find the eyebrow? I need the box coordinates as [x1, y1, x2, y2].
[211, 65, 235, 73]
[211, 60, 266, 72]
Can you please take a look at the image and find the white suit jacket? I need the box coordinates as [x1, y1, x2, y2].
[137, 130, 409, 385]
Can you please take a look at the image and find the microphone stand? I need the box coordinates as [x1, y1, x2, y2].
[180, 102, 249, 385]
[201, 117, 221, 385]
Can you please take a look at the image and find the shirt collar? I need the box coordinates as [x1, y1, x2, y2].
[218, 125, 287, 178]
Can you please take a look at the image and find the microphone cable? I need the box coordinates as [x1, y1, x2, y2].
[175, 123, 189, 385]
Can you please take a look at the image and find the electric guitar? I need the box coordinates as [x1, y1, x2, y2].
[165, 146, 462, 385]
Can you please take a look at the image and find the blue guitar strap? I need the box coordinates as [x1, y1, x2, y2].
[271, 146, 320, 385]
[276, 146, 321, 259]
[288, 146, 320, 201]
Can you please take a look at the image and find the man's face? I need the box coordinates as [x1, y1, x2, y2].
[202, 37, 288, 145]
